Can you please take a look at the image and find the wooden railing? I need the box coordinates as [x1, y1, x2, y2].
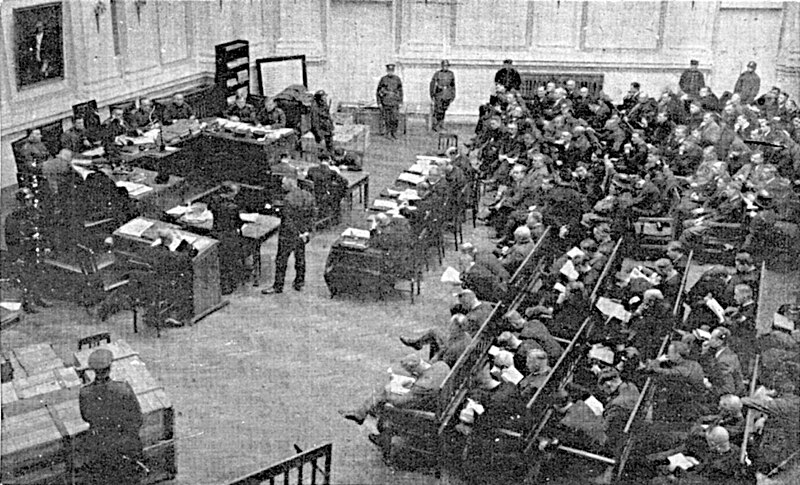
[225, 443, 332, 485]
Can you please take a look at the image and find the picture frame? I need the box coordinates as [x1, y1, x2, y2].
[14, 2, 65, 89]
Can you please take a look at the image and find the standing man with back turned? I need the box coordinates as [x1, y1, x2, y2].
[262, 175, 315, 294]
[377, 63, 404, 139]
[430, 59, 456, 132]
[79, 349, 144, 485]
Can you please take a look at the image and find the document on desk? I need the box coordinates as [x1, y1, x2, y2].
[595, 297, 631, 323]
[117, 218, 155, 238]
[167, 205, 191, 216]
[81, 147, 105, 158]
[373, 199, 398, 210]
[342, 228, 370, 239]
[397, 189, 420, 202]
[397, 172, 425, 185]
[115, 181, 153, 197]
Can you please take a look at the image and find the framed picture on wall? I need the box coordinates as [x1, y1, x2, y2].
[14, 2, 64, 89]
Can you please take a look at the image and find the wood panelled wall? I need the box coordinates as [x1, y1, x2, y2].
[2, 0, 799, 188]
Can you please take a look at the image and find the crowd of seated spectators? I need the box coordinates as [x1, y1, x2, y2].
[336, 59, 800, 484]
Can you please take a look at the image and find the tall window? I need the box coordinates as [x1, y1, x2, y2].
[110, 0, 121, 56]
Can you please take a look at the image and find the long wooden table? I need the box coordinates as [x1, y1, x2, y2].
[112, 217, 228, 323]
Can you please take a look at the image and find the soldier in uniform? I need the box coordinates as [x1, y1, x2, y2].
[679, 59, 706, 98]
[79, 349, 144, 485]
[309, 90, 335, 152]
[376, 63, 403, 139]
[262, 175, 315, 294]
[430, 59, 456, 132]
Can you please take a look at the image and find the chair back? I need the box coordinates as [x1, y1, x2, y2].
[78, 332, 111, 350]
[437, 133, 458, 153]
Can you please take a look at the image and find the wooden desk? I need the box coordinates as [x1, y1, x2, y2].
[106, 166, 188, 215]
[167, 196, 281, 287]
[338, 103, 407, 136]
[112, 217, 227, 324]
[289, 160, 370, 210]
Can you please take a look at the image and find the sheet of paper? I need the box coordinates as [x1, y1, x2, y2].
[441, 266, 462, 284]
[566, 247, 586, 259]
[387, 373, 415, 395]
[397, 172, 425, 185]
[589, 344, 615, 365]
[386, 188, 403, 196]
[773, 312, 796, 332]
[81, 147, 105, 157]
[629, 267, 659, 285]
[239, 213, 259, 223]
[553, 282, 567, 293]
[584, 395, 605, 416]
[406, 164, 425, 175]
[342, 228, 370, 239]
[0, 301, 23, 312]
[693, 328, 712, 340]
[488, 346, 501, 357]
[398, 189, 421, 202]
[464, 398, 485, 415]
[560, 259, 579, 281]
[117, 218, 155, 238]
[706, 298, 726, 322]
[595, 297, 632, 323]
[667, 453, 699, 472]
[501, 366, 525, 385]
[373, 199, 398, 210]
[167, 205, 191, 216]
[416, 155, 449, 164]
[115, 181, 153, 197]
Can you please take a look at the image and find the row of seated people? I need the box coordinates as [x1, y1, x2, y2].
[471, 66, 800, 264]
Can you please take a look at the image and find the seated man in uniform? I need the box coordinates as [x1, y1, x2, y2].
[458, 242, 510, 303]
[307, 153, 348, 226]
[162, 93, 195, 123]
[79, 349, 144, 485]
[255, 97, 286, 128]
[225, 94, 256, 124]
[128, 97, 160, 131]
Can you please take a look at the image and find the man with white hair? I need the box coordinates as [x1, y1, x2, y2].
[500, 225, 534, 274]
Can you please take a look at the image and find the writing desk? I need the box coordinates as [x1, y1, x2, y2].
[167, 194, 281, 287]
[288, 159, 370, 210]
[112, 217, 228, 323]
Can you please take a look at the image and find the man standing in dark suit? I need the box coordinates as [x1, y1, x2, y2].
[306, 153, 347, 225]
[377, 64, 403, 139]
[262, 176, 315, 294]
[79, 349, 144, 485]
[494, 59, 521, 92]
[430, 59, 456, 132]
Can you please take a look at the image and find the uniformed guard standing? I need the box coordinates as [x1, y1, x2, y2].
[430, 59, 456, 132]
[376, 63, 403, 139]
[79, 349, 144, 485]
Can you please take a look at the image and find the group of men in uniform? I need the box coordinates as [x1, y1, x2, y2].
[376, 59, 457, 138]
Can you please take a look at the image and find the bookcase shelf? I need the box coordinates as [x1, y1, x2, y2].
[215, 39, 250, 98]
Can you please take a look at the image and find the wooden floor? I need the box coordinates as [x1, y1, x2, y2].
[2, 122, 798, 484]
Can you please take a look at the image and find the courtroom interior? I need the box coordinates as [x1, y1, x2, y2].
[1, 1, 800, 485]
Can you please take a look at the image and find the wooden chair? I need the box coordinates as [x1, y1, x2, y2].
[78, 332, 111, 350]
[437, 133, 458, 153]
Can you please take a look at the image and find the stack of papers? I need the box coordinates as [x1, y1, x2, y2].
[117, 218, 155, 238]
[501, 366, 525, 385]
[166, 205, 191, 216]
[416, 155, 449, 164]
[115, 181, 153, 197]
[596, 297, 632, 323]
